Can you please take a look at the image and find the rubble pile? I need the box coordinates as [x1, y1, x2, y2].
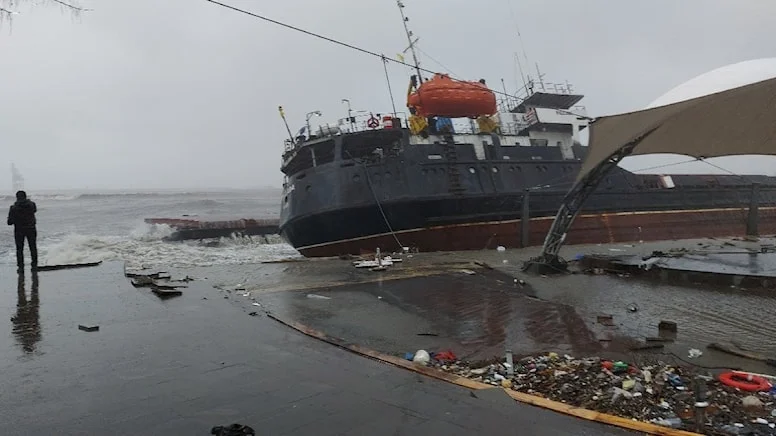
[424, 351, 776, 435]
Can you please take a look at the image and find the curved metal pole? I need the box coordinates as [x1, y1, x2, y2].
[524, 129, 658, 273]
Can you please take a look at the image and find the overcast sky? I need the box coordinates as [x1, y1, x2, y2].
[2, 0, 775, 191]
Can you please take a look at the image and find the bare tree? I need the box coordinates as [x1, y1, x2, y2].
[1, 0, 92, 26]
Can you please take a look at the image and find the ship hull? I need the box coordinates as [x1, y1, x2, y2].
[279, 129, 776, 258]
[291, 207, 776, 257]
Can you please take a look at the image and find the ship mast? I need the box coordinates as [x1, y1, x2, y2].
[396, 1, 423, 81]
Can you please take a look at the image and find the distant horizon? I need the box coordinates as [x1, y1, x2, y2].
[2, 185, 283, 195]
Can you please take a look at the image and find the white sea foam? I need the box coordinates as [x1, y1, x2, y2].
[25, 223, 300, 269]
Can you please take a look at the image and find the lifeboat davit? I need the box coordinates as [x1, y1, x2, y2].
[407, 73, 497, 119]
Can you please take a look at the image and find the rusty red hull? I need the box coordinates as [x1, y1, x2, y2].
[297, 207, 776, 257]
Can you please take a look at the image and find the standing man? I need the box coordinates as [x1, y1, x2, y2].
[7, 191, 38, 273]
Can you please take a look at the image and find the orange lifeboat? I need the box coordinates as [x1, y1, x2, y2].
[407, 73, 497, 118]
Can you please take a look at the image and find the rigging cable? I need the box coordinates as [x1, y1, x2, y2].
[345, 152, 404, 252]
[414, 45, 459, 78]
[204, 0, 522, 101]
[381, 56, 398, 116]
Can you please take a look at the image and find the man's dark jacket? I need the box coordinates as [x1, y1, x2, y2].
[7, 199, 37, 229]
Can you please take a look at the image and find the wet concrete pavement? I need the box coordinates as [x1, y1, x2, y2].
[257, 268, 604, 362]
[224, 237, 776, 376]
[0, 262, 634, 435]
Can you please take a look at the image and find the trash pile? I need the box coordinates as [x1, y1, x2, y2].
[415, 351, 776, 435]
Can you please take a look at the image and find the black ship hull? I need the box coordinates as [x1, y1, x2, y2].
[280, 129, 776, 257]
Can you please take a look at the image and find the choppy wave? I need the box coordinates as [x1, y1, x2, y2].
[4, 223, 300, 269]
[0, 194, 77, 201]
[75, 192, 200, 200]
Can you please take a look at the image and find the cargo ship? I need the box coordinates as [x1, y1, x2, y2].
[278, 5, 776, 258]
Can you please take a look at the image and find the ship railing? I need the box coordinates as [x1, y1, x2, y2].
[330, 111, 410, 135]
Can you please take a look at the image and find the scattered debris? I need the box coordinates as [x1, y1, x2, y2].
[430, 352, 776, 434]
[152, 288, 183, 299]
[248, 312, 258, 317]
[474, 261, 494, 270]
[496, 246, 506, 252]
[658, 321, 678, 333]
[37, 261, 102, 271]
[417, 333, 439, 337]
[459, 269, 476, 275]
[306, 294, 331, 300]
[688, 348, 703, 359]
[353, 247, 403, 270]
[78, 324, 99, 332]
[627, 303, 639, 313]
[126, 269, 187, 299]
[412, 349, 431, 365]
[597, 315, 615, 327]
[251, 302, 261, 307]
[211, 423, 255, 436]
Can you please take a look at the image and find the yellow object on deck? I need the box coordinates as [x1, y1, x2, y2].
[476, 115, 499, 134]
[408, 115, 428, 135]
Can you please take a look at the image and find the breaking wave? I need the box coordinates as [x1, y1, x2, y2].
[7, 223, 300, 269]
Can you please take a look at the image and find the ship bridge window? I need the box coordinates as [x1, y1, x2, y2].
[342, 129, 403, 160]
[530, 139, 548, 147]
[283, 147, 314, 175]
[310, 139, 336, 165]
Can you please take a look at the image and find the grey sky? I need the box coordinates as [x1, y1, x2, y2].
[2, 0, 775, 191]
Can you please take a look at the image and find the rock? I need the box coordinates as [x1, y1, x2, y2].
[611, 387, 632, 403]
[622, 379, 636, 391]
[501, 379, 512, 389]
[470, 367, 488, 375]
[742, 395, 764, 409]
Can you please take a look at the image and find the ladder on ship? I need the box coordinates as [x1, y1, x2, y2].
[444, 143, 465, 195]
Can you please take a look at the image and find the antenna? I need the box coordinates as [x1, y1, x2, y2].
[396, 1, 423, 81]
[535, 63, 546, 92]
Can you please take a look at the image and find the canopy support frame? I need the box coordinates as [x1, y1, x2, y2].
[523, 130, 657, 273]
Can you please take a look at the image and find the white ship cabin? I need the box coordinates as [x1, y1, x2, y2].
[288, 85, 590, 160]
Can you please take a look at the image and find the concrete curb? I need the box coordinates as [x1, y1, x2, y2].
[267, 312, 703, 436]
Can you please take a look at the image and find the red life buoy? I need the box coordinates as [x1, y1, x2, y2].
[367, 116, 379, 129]
[719, 372, 771, 392]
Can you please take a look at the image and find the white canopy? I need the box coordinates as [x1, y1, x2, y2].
[579, 77, 776, 182]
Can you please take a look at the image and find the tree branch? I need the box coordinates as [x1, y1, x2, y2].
[49, 0, 92, 12]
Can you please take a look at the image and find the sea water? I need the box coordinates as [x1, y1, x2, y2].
[0, 188, 299, 269]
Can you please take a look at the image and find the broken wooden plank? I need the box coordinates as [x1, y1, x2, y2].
[151, 287, 183, 299]
[37, 261, 102, 272]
